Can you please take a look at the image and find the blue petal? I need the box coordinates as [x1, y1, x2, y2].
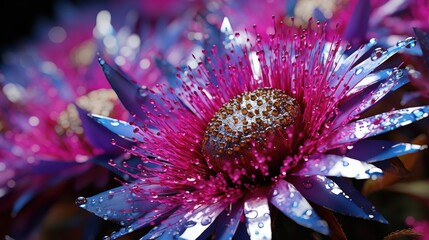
[286, 175, 380, 221]
[269, 179, 329, 235]
[333, 69, 409, 128]
[111, 204, 175, 239]
[346, 140, 427, 162]
[292, 154, 383, 179]
[331, 37, 417, 99]
[178, 202, 226, 240]
[98, 57, 148, 118]
[79, 184, 159, 224]
[89, 114, 145, 142]
[244, 188, 272, 240]
[321, 106, 429, 151]
[215, 202, 244, 240]
[77, 106, 131, 152]
[141, 210, 186, 240]
[330, 177, 387, 223]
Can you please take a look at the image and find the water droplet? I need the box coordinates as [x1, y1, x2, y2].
[392, 67, 403, 79]
[304, 209, 312, 217]
[75, 196, 87, 207]
[98, 197, 104, 203]
[258, 222, 264, 228]
[370, 47, 387, 61]
[404, 37, 416, 48]
[302, 180, 313, 189]
[103, 214, 109, 220]
[272, 189, 278, 196]
[110, 121, 119, 126]
[102, 236, 110, 240]
[138, 86, 149, 97]
[245, 210, 258, 219]
[184, 220, 197, 228]
[354, 67, 363, 75]
[368, 214, 374, 219]
[108, 159, 116, 166]
[127, 226, 134, 233]
[342, 160, 350, 167]
[292, 201, 298, 208]
[413, 109, 427, 119]
[396, 40, 405, 47]
[369, 38, 377, 45]
[201, 216, 212, 226]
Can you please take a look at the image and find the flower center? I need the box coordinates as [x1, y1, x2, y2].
[202, 88, 301, 184]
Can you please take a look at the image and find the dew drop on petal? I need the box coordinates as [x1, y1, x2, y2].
[392, 67, 403, 79]
[370, 47, 387, 61]
[75, 196, 87, 207]
[258, 222, 264, 228]
[354, 67, 363, 75]
[184, 220, 197, 228]
[245, 210, 258, 219]
[201, 216, 212, 226]
[404, 37, 417, 48]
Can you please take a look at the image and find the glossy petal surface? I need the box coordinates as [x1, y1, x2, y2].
[346, 140, 427, 162]
[287, 175, 381, 221]
[89, 114, 145, 142]
[244, 189, 271, 240]
[269, 179, 329, 235]
[321, 106, 429, 151]
[293, 154, 383, 179]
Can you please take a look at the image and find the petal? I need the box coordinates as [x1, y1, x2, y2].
[333, 69, 409, 128]
[89, 114, 145, 142]
[286, 175, 380, 221]
[331, 37, 417, 99]
[111, 204, 175, 239]
[98, 57, 148, 118]
[269, 179, 329, 235]
[178, 202, 227, 240]
[320, 106, 429, 151]
[414, 28, 429, 68]
[331, 177, 387, 223]
[342, 0, 370, 46]
[292, 154, 383, 179]
[244, 188, 272, 240]
[346, 140, 427, 162]
[215, 202, 244, 240]
[77, 106, 131, 152]
[79, 185, 159, 224]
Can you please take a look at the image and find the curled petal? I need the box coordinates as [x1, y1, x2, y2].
[269, 179, 329, 235]
[292, 154, 383, 179]
[320, 106, 429, 151]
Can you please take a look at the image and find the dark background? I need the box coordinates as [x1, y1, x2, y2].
[0, 0, 105, 55]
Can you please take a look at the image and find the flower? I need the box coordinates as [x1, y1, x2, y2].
[79, 17, 429, 239]
[0, 1, 201, 238]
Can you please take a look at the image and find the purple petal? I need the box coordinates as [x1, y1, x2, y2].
[331, 177, 387, 223]
[342, 0, 370, 47]
[292, 154, 383, 179]
[89, 114, 145, 142]
[215, 202, 244, 240]
[141, 210, 186, 240]
[414, 28, 429, 68]
[320, 106, 429, 151]
[98, 57, 147, 118]
[286, 175, 379, 221]
[77, 106, 131, 151]
[346, 140, 427, 162]
[269, 179, 329, 235]
[244, 188, 272, 240]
